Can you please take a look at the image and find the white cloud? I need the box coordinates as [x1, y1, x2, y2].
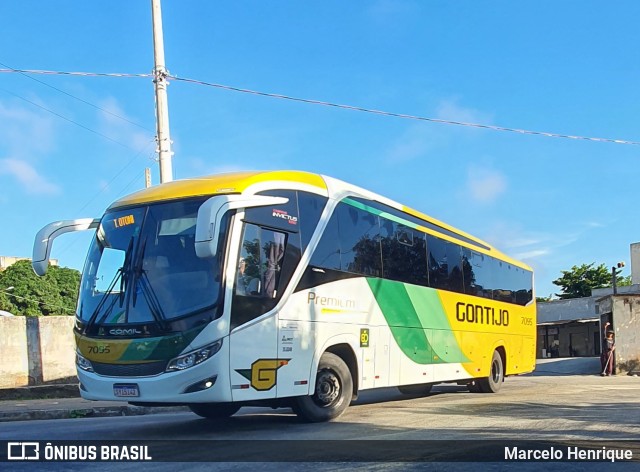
[386, 125, 444, 162]
[0, 100, 61, 195]
[97, 97, 154, 153]
[385, 99, 493, 163]
[513, 248, 551, 260]
[0, 158, 60, 195]
[436, 99, 491, 125]
[466, 165, 507, 204]
[0, 101, 56, 157]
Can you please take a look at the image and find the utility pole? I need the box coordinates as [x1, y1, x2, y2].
[151, 0, 173, 183]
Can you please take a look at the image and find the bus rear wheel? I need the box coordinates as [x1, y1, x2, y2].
[189, 403, 241, 419]
[292, 352, 353, 422]
[476, 350, 504, 393]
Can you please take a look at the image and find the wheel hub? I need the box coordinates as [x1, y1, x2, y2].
[315, 370, 340, 406]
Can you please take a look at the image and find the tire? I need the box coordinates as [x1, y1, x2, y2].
[292, 352, 353, 422]
[188, 403, 241, 419]
[467, 381, 481, 393]
[476, 350, 504, 393]
[398, 383, 433, 395]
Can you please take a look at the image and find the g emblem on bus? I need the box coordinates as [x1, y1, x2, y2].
[236, 358, 290, 391]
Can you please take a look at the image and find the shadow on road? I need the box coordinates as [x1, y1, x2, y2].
[529, 357, 601, 377]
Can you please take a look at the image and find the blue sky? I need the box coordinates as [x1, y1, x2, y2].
[1, 1, 639, 298]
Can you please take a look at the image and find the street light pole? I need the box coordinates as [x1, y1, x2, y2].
[151, 0, 173, 183]
[612, 262, 625, 295]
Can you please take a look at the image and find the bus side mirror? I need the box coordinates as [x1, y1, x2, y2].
[32, 218, 100, 276]
[195, 195, 288, 258]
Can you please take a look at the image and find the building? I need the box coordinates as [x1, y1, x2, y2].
[596, 292, 640, 374]
[536, 242, 640, 363]
[0, 256, 58, 271]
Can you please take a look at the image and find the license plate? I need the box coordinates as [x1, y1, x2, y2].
[113, 383, 140, 397]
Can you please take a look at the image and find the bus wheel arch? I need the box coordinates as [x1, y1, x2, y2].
[325, 343, 359, 400]
[476, 348, 505, 393]
[292, 349, 355, 422]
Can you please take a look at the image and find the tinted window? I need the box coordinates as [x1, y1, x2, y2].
[381, 219, 428, 286]
[309, 209, 341, 270]
[427, 235, 463, 293]
[515, 269, 534, 305]
[305, 199, 533, 306]
[297, 192, 328, 253]
[462, 248, 494, 299]
[337, 203, 381, 276]
[231, 224, 288, 329]
[347, 197, 490, 251]
[247, 190, 299, 232]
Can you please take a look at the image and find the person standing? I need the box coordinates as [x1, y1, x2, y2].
[600, 322, 615, 376]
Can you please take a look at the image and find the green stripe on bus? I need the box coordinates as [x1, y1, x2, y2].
[367, 278, 469, 365]
[366, 278, 433, 364]
[119, 326, 204, 361]
[343, 197, 423, 232]
[405, 285, 469, 363]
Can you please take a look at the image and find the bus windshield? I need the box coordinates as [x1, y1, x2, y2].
[77, 197, 227, 329]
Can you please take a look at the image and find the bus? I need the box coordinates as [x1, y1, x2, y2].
[32, 170, 535, 422]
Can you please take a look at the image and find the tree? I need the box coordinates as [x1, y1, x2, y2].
[552, 262, 625, 299]
[618, 275, 633, 287]
[0, 260, 81, 316]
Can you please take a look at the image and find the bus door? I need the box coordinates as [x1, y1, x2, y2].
[229, 222, 287, 401]
[373, 328, 391, 388]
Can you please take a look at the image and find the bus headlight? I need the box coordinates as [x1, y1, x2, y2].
[76, 352, 94, 372]
[166, 339, 223, 372]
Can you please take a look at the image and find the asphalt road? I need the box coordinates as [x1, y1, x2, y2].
[1, 358, 638, 470]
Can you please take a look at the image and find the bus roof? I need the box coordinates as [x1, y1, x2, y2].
[108, 170, 531, 271]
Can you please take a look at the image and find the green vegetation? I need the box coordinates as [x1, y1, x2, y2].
[0, 260, 80, 316]
[552, 262, 630, 300]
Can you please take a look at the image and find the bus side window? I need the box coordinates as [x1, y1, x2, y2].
[337, 203, 382, 276]
[309, 210, 341, 270]
[426, 235, 464, 293]
[235, 223, 287, 299]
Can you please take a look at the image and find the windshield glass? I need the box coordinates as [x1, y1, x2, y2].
[78, 197, 226, 327]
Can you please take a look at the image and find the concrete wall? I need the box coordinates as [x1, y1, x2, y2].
[0, 316, 76, 388]
[538, 297, 597, 323]
[597, 294, 640, 374]
[0, 317, 29, 387]
[631, 242, 640, 285]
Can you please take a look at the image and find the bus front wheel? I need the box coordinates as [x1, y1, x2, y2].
[476, 350, 504, 393]
[189, 403, 241, 419]
[293, 352, 353, 422]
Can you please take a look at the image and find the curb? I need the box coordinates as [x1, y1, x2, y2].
[0, 405, 190, 422]
[0, 384, 80, 401]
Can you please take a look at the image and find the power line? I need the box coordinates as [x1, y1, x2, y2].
[0, 68, 152, 79]
[0, 61, 153, 132]
[2, 67, 639, 146]
[0, 87, 143, 151]
[171, 76, 640, 146]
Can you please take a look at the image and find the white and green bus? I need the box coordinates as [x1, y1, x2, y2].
[33, 170, 535, 422]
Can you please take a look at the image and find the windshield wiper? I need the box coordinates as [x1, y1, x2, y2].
[83, 238, 135, 334]
[119, 237, 134, 306]
[131, 238, 146, 307]
[137, 272, 168, 331]
[129, 239, 169, 331]
[83, 268, 123, 335]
